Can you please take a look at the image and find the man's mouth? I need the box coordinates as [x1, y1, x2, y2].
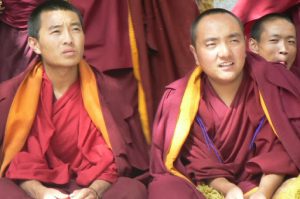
[219, 62, 234, 67]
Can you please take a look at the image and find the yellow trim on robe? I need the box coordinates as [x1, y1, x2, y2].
[0, 60, 111, 176]
[127, 2, 151, 145]
[163, 67, 281, 186]
[258, 92, 278, 137]
[165, 66, 202, 183]
[79, 60, 111, 148]
[0, 62, 43, 176]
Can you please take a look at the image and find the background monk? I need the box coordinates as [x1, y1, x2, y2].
[249, 13, 297, 70]
[0, 0, 147, 198]
[149, 8, 300, 199]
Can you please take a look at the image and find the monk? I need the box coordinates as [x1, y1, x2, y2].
[149, 8, 300, 199]
[0, 0, 147, 198]
[249, 13, 297, 70]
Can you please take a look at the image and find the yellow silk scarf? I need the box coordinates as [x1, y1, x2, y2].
[0, 60, 111, 176]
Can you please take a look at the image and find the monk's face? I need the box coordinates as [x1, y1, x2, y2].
[190, 13, 246, 86]
[249, 18, 296, 69]
[29, 10, 84, 69]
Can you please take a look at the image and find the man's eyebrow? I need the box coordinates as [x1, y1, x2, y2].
[204, 37, 218, 43]
[228, 32, 242, 38]
[48, 24, 62, 30]
[70, 22, 81, 26]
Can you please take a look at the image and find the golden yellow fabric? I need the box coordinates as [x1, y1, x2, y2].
[165, 66, 202, 183]
[163, 66, 291, 196]
[273, 175, 300, 199]
[0, 62, 43, 176]
[127, 2, 151, 145]
[0, 60, 111, 176]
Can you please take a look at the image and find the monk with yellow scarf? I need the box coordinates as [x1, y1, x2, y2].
[149, 9, 300, 199]
[0, 1, 148, 198]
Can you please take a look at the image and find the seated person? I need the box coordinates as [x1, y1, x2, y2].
[0, 0, 148, 198]
[248, 13, 297, 70]
[248, 12, 300, 199]
[149, 8, 300, 199]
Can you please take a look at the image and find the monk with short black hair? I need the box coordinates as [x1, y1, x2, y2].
[149, 8, 300, 199]
[0, 0, 147, 198]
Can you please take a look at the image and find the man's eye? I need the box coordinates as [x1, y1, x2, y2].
[206, 43, 216, 48]
[269, 39, 279, 43]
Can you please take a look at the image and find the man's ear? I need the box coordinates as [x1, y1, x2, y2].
[189, 45, 200, 66]
[248, 38, 259, 54]
[28, 37, 41, 55]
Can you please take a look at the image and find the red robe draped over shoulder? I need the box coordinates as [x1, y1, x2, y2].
[182, 74, 297, 192]
[5, 72, 118, 186]
[150, 52, 300, 192]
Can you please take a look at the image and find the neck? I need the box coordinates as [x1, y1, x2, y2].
[44, 64, 79, 99]
[208, 72, 244, 107]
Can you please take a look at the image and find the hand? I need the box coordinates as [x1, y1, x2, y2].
[249, 191, 266, 199]
[0, 0, 5, 14]
[39, 188, 69, 199]
[69, 187, 99, 199]
[225, 186, 244, 199]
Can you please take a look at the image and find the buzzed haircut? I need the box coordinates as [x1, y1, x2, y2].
[28, 0, 83, 39]
[191, 8, 244, 46]
[250, 13, 294, 41]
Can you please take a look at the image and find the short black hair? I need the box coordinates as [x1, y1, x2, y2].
[250, 13, 294, 41]
[28, 0, 83, 39]
[191, 8, 244, 46]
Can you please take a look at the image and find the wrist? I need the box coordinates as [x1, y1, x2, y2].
[88, 187, 100, 199]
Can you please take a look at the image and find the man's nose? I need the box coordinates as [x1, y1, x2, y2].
[279, 40, 288, 55]
[63, 29, 73, 44]
[218, 43, 231, 58]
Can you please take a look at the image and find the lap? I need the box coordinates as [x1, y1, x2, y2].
[102, 177, 147, 199]
[148, 174, 205, 199]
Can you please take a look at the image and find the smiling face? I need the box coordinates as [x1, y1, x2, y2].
[28, 10, 84, 70]
[249, 18, 296, 69]
[190, 13, 246, 87]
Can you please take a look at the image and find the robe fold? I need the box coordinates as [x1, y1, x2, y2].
[182, 74, 297, 192]
[150, 52, 300, 195]
[5, 72, 118, 185]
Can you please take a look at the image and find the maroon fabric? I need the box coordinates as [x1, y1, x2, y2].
[181, 74, 297, 193]
[0, 60, 149, 180]
[148, 174, 205, 199]
[150, 52, 300, 190]
[5, 72, 118, 185]
[0, 177, 146, 199]
[232, 0, 300, 24]
[0, 21, 38, 82]
[70, 0, 132, 72]
[0, 0, 42, 29]
[128, 0, 199, 123]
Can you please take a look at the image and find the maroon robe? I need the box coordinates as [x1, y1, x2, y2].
[182, 74, 297, 192]
[0, 60, 149, 198]
[149, 52, 300, 197]
[0, 0, 40, 82]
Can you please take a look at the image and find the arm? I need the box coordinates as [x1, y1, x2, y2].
[20, 180, 69, 199]
[209, 177, 244, 199]
[248, 174, 284, 199]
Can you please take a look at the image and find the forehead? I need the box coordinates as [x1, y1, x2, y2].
[39, 10, 81, 28]
[195, 13, 243, 40]
[261, 18, 296, 35]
